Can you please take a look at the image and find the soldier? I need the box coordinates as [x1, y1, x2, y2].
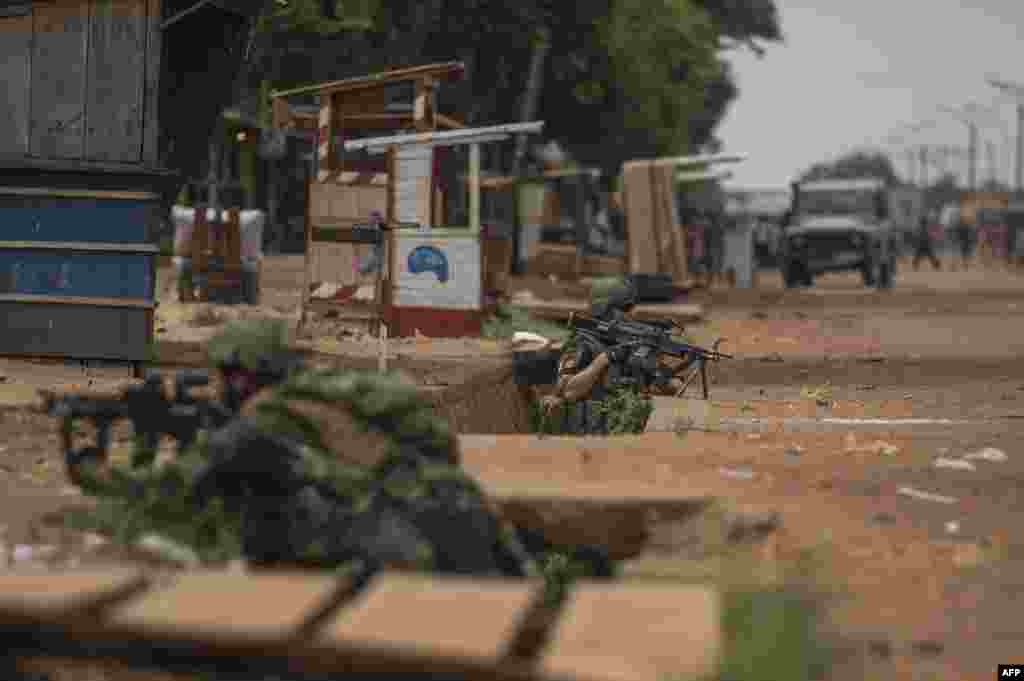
[63, 318, 613, 583]
[541, 278, 686, 435]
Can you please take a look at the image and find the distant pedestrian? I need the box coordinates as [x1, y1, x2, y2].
[912, 214, 941, 271]
[954, 217, 972, 270]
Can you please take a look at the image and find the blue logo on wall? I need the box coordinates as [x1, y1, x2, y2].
[407, 245, 450, 283]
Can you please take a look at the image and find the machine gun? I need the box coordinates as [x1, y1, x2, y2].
[41, 370, 234, 477]
[568, 313, 732, 399]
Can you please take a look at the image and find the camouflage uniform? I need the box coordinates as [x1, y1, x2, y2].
[545, 278, 674, 435]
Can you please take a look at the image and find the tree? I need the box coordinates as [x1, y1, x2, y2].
[238, 0, 782, 174]
[799, 151, 903, 186]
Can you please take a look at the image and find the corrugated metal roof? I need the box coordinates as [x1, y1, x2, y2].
[343, 121, 544, 152]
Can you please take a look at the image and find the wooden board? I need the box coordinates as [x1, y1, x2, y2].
[0, 568, 147, 620]
[0, 301, 151, 360]
[30, 0, 90, 159]
[0, 9, 31, 155]
[321, 573, 539, 662]
[541, 582, 720, 681]
[513, 299, 703, 324]
[107, 571, 344, 642]
[621, 164, 659, 274]
[0, 567, 719, 681]
[85, 0, 147, 162]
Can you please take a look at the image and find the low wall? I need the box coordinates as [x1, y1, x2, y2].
[423, 360, 536, 434]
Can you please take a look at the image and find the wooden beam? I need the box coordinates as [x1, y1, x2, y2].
[436, 113, 465, 129]
[413, 77, 438, 132]
[270, 62, 465, 99]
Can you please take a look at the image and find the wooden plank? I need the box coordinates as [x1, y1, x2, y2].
[312, 226, 384, 245]
[0, 568, 147, 621]
[437, 113, 465, 129]
[0, 240, 159, 253]
[85, 0, 146, 162]
[271, 62, 464, 99]
[0, 294, 153, 308]
[0, 10, 31, 155]
[106, 570, 345, 642]
[30, 0, 89, 159]
[541, 582, 720, 681]
[0, 300, 151, 359]
[320, 572, 540, 662]
[621, 164, 660, 273]
[0, 186, 158, 200]
[0, 250, 154, 300]
[141, 0, 161, 164]
[513, 299, 704, 323]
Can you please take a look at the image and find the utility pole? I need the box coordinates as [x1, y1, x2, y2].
[940, 105, 982, 190]
[987, 77, 1024, 193]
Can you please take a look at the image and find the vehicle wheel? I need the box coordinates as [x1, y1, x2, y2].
[877, 260, 894, 289]
[861, 259, 878, 287]
[783, 262, 803, 288]
[801, 268, 814, 287]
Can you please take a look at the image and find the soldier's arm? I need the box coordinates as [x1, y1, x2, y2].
[555, 352, 611, 402]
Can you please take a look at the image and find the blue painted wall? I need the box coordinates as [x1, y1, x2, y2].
[0, 251, 153, 300]
[0, 198, 156, 243]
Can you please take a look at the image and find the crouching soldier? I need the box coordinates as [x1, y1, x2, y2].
[61, 318, 614, 586]
[541, 278, 686, 435]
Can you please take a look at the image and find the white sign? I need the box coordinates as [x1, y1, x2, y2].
[394, 234, 481, 310]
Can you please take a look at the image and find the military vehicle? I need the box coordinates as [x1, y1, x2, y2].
[781, 177, 906, 289]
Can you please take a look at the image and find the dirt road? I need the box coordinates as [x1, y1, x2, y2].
[2, 259, 1024, 680]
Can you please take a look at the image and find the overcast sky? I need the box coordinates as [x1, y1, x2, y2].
[717, 0, 1024, 190]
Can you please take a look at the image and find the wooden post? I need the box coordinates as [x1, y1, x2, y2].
[300, 160, 313, 330]
[317, 93, 334, 182]
[469, 143, 481, 234]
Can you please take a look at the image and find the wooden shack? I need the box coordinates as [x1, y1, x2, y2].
[270, 63, 468, 332]
[0, 0, 261, 366]
[341, 122, 544, 338]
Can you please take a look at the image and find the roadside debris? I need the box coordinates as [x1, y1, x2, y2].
[801, 382, 832, 406]
[784, 445, 804, 458]
[964, 447, 1008, 463]
[933, 457, 976, 472]
[135, 534, 201, 568]
[897, 487, 958, 505]
[761, 352, 785, 363]
[719, 466, 757, 481]
[725, 510, 781, 542]
[843, 433, 900, 456]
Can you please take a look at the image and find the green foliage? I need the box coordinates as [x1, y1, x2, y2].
[599, 0, 720, 153]
[594, 385, 654, 434]
[800, 151, 902, 186]
[262, 0, 376, 34]
[719, 588, 829, 681]
[482, 304, 570, 341]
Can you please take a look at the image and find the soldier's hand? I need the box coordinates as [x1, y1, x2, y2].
[605, 343, 635, 363]
[541, 394, 564, 414]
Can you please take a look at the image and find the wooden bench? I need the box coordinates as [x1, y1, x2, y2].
[0, 568, 719, 681]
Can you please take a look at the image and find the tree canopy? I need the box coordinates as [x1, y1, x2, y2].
[242, 0, 783, 174]
[799, 151, 904, 186]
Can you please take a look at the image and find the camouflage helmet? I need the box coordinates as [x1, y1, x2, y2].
[207, 319, 304, 409]
[590, 277, 637, 317]
[207, 318, 293, 371]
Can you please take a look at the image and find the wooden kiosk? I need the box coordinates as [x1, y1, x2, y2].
[270, 63, 468, 332]
[341, 122, 544, 337]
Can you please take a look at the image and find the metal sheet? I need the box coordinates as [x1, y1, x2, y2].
[0, 301, 150, 359]
[0, 11, 31, 155]
[0, 196, 156, 243]
[395, 146, 432, 226]
[30, 0, 89, 159]
[86, 0, 147, 162]
[0, 251, 154, 300]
